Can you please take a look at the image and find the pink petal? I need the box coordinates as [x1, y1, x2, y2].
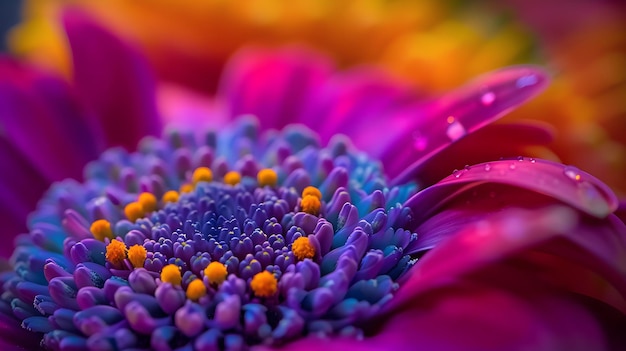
[297, 66, 418, 145]
[219, 46, 333, 131]
[404, 158, 618, 223]
[63, 8, 161, 151]
[401, 120, 556, 188]
[379, 66, 550, 184]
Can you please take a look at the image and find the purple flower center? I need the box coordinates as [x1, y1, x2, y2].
[1, 117, 420, 350]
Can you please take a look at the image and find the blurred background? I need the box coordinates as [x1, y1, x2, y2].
[0, 0, 20, 52]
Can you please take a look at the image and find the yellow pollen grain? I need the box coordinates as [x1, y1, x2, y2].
[90, 219, 113, 241]
[301, 195, 321, 215]
[138, 192, 158, 212]
[180, 183, 193, 193]
[302, 186, 322, 200]
[128, 244, 147, 268]
[204, 261, 228, 285]
[124, 202, 144, 222]
[223, 171, 242, 186]
[162, 190, 180, 203]
[192, 167, 213, 185]
[161, 264, 182, 286]
[186, 279, 207, 301]
[105, 240, 127, 266]
[250, 271, 277, 297]
[292, 237, 315, 260]
[257, 168, 277, 187]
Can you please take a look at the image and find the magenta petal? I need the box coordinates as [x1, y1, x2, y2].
[298, 67, 417, 144]
[405, 158, 618, 223]
[63, 8, 161, 151]
[383, 66, 549, 184]
[403, 120, 556, 188]
[219, 47, 333, 131]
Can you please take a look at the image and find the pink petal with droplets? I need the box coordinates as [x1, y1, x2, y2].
[378, 66, 550, 184]
[404, 157, 618, 222]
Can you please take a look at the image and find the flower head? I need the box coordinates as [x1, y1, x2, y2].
[0, 12, 625, 351]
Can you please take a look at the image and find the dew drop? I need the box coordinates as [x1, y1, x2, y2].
[516, 74, 539, 88]
[563, 166, 582, 182]
[452, 169, 461, 178]
[517, 156, 524, 162]
[412, 132, 428, 152]
[484, 163, 491, 172]
[481, 91, 496, 106]
[509, 163, 516, 170]
[529, 158, 536, 163]
[446, 117, 467, 141]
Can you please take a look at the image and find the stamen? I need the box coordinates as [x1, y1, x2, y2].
[128, 244, 147, 268]
[250, 271, 277, 297]
[292, 236, 315, 260]
[257, 168, 277, 187]
[90, 219, 113, 241]
[137, 192, 157, 212]
[224, 171, 242, 186]
[302, 186, 322, 200]
[105, 240, 127, 267]
[161, 264, 182, 286]
[192, 167, 213, 185]
[180, 183, 193, 193]
[301, 195, 321, 215]
[124, 202, 144, 222]
[204, 262, 228, 285]
[186, 279, 207, 301]
[162, 190, 180, 203]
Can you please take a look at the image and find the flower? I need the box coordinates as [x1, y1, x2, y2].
[8, 0, 626, 193]
[1, 11, 625, 351]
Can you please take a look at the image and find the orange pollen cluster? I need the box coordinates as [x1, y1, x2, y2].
[250, 271, 278, 297]
[105, 240, 127, 266]
[204, 262, 228, 285]
[124, 202, 144, 222]
[292, 237, 315, 260]
[257, 168, 277, 187]
[161, 264, 182, 286]
[302, 186, 322, 200]
[192, 167, 213, 185]
[90, 219, 113, 241]
[301, 195, 321, 215]
[127, 244, 147, 268]
[224, 171, 242, 186]
[162, 190, 180, 203]
[186, 279, 207, 301]
[138, 192, 158, 212]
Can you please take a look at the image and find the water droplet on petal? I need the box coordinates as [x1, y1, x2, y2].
[481, 91, 496, 106]
[563, 166, 582, 182]
[509, 163, 516, 170]
[484, 163, 491, 172]
[412, 132, 427, 151]
[446, 118, 467, 141]
[452, 169, 461, 178]
[516, 74, 539, 88]
[529, 158, 536, 163]
[517, 156, 524, 162]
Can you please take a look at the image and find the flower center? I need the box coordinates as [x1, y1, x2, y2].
[3, 117, 419, 350]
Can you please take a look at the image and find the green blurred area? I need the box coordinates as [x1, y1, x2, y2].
[0, 0, 21, 52]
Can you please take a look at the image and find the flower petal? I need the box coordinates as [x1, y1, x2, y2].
[404, 157, 618, 222]
[63, 8, 161, 151]
[401, 120, 557, 188]
[219, 46, 333, 131]
[384, 66, 549, 184]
